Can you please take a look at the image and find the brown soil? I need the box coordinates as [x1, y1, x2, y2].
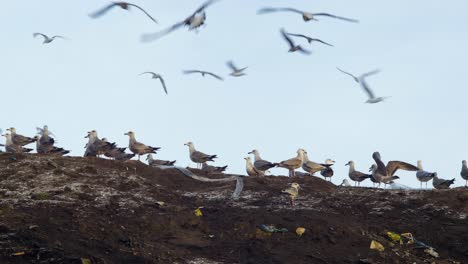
[0, 153, 466, 264]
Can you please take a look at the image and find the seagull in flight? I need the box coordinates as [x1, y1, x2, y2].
[226, 61, 247, 77]
[287, 33, 333, 47]
[337, 68, 389, 104]
[141, 0, 219, 42]
[183, 70, 223, 81]
[257, 7, 359, 23]
[280, 28, 311, 55]
[89, 2, 158, 24]
[140, 72, 168, 95]
[33, 33, 66, 44]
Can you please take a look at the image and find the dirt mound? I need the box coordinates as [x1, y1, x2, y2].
[0, 153, 466, 263]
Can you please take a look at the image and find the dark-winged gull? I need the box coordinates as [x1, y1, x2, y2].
[226, 61, 247, 77]
[6, 128, 36, 146]
[282, 183, 300, 206]
[338, 68, 389, 104]
[432, 175, 455, 189]
[319, 159, 335, 181]
[141, 0, 219, 42]
[124, 131, 160, 161]
[244, 157, 264, 177]
[100, 138, 135, 160]
[2, 133, 33, 153]
[89, 2, 158, 24]
[35, 136, 69, 156]
[183, 70, 224, 81]
[287, 33, 333, 47]
[257, 7, 359, 23]
[280, 28, 311, 55]
[416, 160, 436, 189]
[345, 161, 371, 186]
[248, 149, 277, 173]
[146, 153, 176, 166]
[140, 72, 168, 95]
[278, 149, 306, 177]
[461, 160, 468, 186]
[184, 141, 217, 169]
[33, 33, 66, 44]
[84, 130, 117, 158]
[202, 162, 228, 173]
[371, 152, 418, 188]
[302, 151, 327, 175]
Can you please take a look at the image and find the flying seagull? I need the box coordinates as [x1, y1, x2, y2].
[33, 33, 66, 44]
[280, 28, 311, 55]
[226, 61, 247, 77]
[89, 2, 158, 24]
[183, 70, 223, 81]
[140, 72, 168, 95]
[371, 152, 418, 188]
[141, 0, 219, 42]
[338, 68, 389, 104]
[257, 7, 359, 23]
[287, 33, 333, 47]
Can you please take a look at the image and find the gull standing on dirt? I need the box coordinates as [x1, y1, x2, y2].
[278, 149, 306, 177]
[124, 131, 160, 161]
[183, 70, 223, 81]
[35, 126, 69, 155]
[202, 162, 228, 173]
[371, 152, 418, 188]
[432, 175, 455, 189]
[244, 157, 264, 177]
[302, 150, 327, 175]
[226, 61, 247, 77]
[140, 72, 168, 95]
[2, 133, 33, 153]
[280, 28, 311, 55]
[345, 161, 371, 186]
[89, 2, 158, 24]
[6, 128, 36, 146]
[282, 183, 300, 206]
[287, 33, 333, 47]
[84, 130, 117, 157]
[257, 7, 359, 23]
[101, 138, 135, 160]
[184, 142, 217, 169]
[319, 159, 335, 181]
[141, 0, 219, 42]
[460, 160, 468, 186]
[146, 153, 176, 166]
[248, 149, 277, 174]
[33, 33, 66, 44]
[416, 160, 437, 189]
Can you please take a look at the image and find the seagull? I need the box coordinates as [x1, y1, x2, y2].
[248, 149, 277, 173]
[345, 161, 371, 186]
[432, 175, 455, 190]
[141, 0, 219, 42]
[371, 152, 419, 188]
[33, 33, 66, 44]
[2, 133, 33, 153]
[124, 131, 160, 160]
[287, 33, 333, 47]
[140, 72, 168, 95]
[319, 159, 335, 181]
[202, 162, 228, 173]
[282, 183, 300, 206]
[461, 160, 468, 186]
[89, 2, 158, 24]
[302, 150, 327, 175]
[6, 128, 36, 146]
[257, 7, 359, 23]
[226, 61, 247, 77]
[280, 28, 311, 55]
[183, 70, 223, 81]
[416, 160, 436, 189]
[338, 68, 389, 104]
[244, 157, 264, 177]
[340, 179, 352, 187]
[146, 153, 176, 166]
[277, 149, 306, 177]
[184, 141, 217, 169]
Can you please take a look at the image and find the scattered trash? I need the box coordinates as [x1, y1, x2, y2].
[424, 248, 439, 258]
[156, 201, 165, 207]
[81, 258, 92, 264]
[296, 227, 306, 237]
[386, 231, 402, 245]
[257, 224, 288, 233]
[370, 240, 385, 252]
[11, 252, 25, 256]
[401, 233, 432, 249]
[194, 207, 203, 217]
[29, 225, 39, 230]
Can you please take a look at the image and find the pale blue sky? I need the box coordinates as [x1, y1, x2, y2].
[1, 0, 467, 187]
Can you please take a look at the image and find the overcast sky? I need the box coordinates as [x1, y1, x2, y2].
[1, 0, 467, 188]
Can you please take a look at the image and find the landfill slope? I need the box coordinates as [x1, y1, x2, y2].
[0, 153, 466, 264]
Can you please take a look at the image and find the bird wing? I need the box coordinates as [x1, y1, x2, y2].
[191, 0, 218, 16]
[183, 70, 201, 75]
[140, 71, 156, 78]
[128, 3, 158, 24]
[280, 28, 295, 48]
[336, 67, 359, 82]
[358, 73, 379, 99]
[157, 76, 168, 94]
[33, 33, 48, 40]
[89, 3, 117, 18]
[310, 38, 334, 47]
[226, 61, 238, 71]
[192, 150, 211, 160]
[386, 161, 418, 176]
[372, 152, 388, 176]
[254, 160, 275, 171]
[205, 72, 224, 80]
[257, 7, 303, 15]
[312, 13, 359, 23]
[298, 46, 312, 55]
[141, 21, 185, 42]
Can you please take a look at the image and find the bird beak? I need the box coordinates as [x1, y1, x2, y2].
[345, 162, 349, 166]
[247, 151, 252, 154]
[84, 134, 89, 138]
[6, 129, 10, 131]
[184, 143, 188, 146]
[368, 167, 373, 172]
[124, 133, 128, 136]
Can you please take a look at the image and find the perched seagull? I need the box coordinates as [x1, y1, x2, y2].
[287, 33, 333, 47]
[100, 138, 134, 160]
[338, 68, 389, 104]
[2, 133, 33, 153]
[226, 61, 247, 77]
[278, 149, 306, 177]
[6, 128, 36, 146]
[319, 159, 335, 181]
[124, 131, 160, 160]
[184, 142, 217, 169]
[280, 28, 311, 55]
[146, 153, 176, 166]
[248, 149, 277, 174]
[302, 150, 327, 175]
[141, 0, 219, 42]
[89, 2, 158, 24]
[84, 130, 117, 157]
[345, 161, 371, 186]
[140, 72, 168, 95]
[33, 33, 66, 44]
[416, 160, 437, 189]
[282, 183, 300, 206]
[34, 136, 69, 156]
[202, 162, 228, 173]
[461, 160, 468, 186]
[244, 156, 264, 177]
[432, 175, 455, 190]
[340, 179, 352, 187]
[371, 152, 419, 188]
[257, 7, 359, 23]
[183, 70, 223, 81]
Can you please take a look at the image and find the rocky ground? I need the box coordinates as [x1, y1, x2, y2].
[0, 153, 466, 264]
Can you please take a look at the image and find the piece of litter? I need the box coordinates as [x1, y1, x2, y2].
[296, 227, 306, 237]
[12, 252, 25, 256]
[370, 240, 385, 252]
[194, 207, 203, 217]
[424, 248, 439, 258]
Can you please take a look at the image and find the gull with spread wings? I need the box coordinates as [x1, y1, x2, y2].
[337, 68, 389, 104]
[183, 70, 223, 81]
[33, 33, 66, 44]
[89, 2, 158, 24]
[280, 28, 311, 55]
[287, 33, 333, 47]
[257, 7, 359, 23]
[140, 72, 168, 95]
[226, 61, 247, 77]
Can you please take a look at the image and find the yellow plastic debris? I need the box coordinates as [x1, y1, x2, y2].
[386, 231, 402, 245]
[81, 258, 92, 264]
[12, 252, 25, 256]
[194, 207, 203, 217]
[296, 227, 306, 237]
[370, 240, 385, 252]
